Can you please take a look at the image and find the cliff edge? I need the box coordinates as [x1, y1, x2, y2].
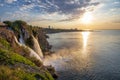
[0, 20, 57, 80]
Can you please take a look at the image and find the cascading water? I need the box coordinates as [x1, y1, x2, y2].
[14, 36, 42, 62]
[19, 33, 25, 44]
[32, 35, 43, 58]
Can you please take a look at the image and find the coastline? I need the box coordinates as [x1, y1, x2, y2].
[42, 28, 94, 34]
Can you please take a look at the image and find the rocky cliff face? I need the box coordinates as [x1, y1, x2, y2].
[0, 28, 16, 47]
[32, 27, 52, 53]
[3, 20, 51, 55]
[0, 20, 57, 80]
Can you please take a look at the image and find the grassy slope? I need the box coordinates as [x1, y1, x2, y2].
[0, 37, 54, 80]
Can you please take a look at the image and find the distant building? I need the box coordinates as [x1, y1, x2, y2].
[48, 26, 51, 29]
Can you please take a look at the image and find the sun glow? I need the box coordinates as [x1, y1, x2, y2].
[81, 12, 93, 24]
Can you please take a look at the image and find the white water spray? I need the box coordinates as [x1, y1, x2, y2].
[32, 35, 43, 58]
[14, 36, 42, 61]
[19, 32, 43, 59]
[19, 33, 25, 44]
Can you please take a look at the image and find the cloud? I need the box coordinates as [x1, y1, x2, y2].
[37, 0, 100, 21]
[20, 4, 35, 11]
[27, 12, 70, 22]
[3, 11, 30, 21]
[5, 0, 17, 4]
[112, 19, 120, 23]
[52, 0, 99, 21]
[1, 0, 100, 22]
[111, 14, 120, 23]
[113, 1, 120, 4]
[0, 4, 4, 7]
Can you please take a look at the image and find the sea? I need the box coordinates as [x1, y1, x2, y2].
[44, 30, 120, 80]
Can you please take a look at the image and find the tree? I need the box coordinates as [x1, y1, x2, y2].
[3, 21, 12, 27]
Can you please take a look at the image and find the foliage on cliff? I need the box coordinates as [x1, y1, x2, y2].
[0, 34, 54, 80]
[0, 21, 55, 80]
[3, 20, 51, 54]
[32, 27, 51, 53]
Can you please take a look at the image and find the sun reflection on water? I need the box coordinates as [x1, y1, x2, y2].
[82, 32, 90, 48]
[82, 31, 90, 55]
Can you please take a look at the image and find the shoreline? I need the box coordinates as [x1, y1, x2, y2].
[42, 28, 94, 34]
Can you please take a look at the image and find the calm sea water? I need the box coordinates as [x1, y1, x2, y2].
[44, 30, 120, 80]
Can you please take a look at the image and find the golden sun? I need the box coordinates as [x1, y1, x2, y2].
[81, 12, 93, 24]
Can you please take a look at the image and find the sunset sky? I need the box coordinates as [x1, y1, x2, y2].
[0, 0, 120, 29]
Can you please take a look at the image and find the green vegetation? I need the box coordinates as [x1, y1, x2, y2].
[25, 36, 34, 48]
[0, 65, 36, 80]
[0, 49, 35, 66]
[0, 37, 11, 50]
[0, 37, 35, 66]
[3, 20, 27, 29]
[3, 20, 51, 53]
[3, 20, 32, 38]
[0, 20, 55, 80]
[3, 21, 12, 27]
[0, 65, 54, 80]
[0, 41, 54, 80]
[45, 71, 54, 80]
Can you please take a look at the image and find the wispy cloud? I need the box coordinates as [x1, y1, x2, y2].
[5, 0, 17, 4]
[2, 11, 30, 21]
[0, 4, 4, 7]
[112, 19, 120, 23]
[20, 3, 35, 11]
[113, 1, 120, 4]
[1, 0, 100, 21]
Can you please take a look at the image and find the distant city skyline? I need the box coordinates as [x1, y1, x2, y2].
[0, 0, 120, 29]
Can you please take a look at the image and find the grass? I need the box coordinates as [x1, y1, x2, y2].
[0, 65, 54, 80]
[0, 37, 10, 50]
[0, 49, 54, 80]
[0, 37, 36, 66]
[0, 65, 39, 80]
[0, 30, 54, 80]
[45, 71, 54, 80]
[0, 49, 35, 66]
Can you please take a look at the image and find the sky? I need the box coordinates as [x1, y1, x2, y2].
[0, 0, 120, 29]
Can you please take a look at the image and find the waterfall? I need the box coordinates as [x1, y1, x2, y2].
[14, 36, 22, 46]
[19, 33, 25, 44]
[32, 35, 43, 58]
[14, 36, 42, 62]
[19, 31, 43, 59]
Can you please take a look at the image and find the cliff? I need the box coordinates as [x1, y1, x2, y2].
[0, 20, 57, 80]
[32, 27, 52, 53]
[3, 20, 51, 54]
